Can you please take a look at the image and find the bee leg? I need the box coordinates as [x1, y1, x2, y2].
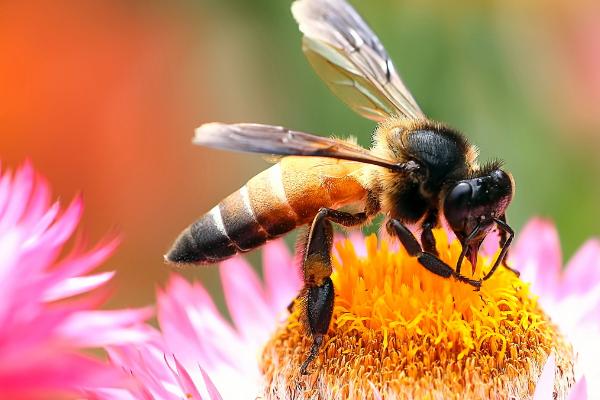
[420, 209, 439, 256]
[299, 208, 367, 375]
[387, 219, 481, 289]
[483, 217, 514, 281]
[497, 214, 519, 277]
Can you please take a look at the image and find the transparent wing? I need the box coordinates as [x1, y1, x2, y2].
[194, 122, 400, 170]
[292, 0, 425, 121]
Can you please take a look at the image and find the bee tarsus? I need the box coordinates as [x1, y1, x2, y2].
[482, 218, 514, 281]
[387, 219, 482, 290]
[300, 334, 323, 376]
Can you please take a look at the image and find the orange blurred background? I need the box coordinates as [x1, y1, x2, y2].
[0, 0, 269, 308]
[1, 0, 599, 310]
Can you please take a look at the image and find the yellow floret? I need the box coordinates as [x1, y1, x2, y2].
[261, 231, 574, 400]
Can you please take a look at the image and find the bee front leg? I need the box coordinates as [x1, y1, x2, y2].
[497, 214, 519, 277]
[299, 208, 367, 375]
[387, 219, 481, 289]
[483, 217, 515, 281]
[420, 209, 439, 256]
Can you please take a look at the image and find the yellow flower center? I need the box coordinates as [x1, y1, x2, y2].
[260, 231, 575, 399]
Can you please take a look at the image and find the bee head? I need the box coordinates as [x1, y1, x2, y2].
[443, 168, 514, 267]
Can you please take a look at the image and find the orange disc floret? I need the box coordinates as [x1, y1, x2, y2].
[260, 231, 574, 400]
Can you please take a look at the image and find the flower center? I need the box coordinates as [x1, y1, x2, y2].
[260, 231, 575, 399]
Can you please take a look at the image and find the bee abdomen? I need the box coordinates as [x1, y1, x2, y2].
[166, 164, 300, 264]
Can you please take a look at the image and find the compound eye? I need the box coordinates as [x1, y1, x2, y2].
[444, 182, 472, 228]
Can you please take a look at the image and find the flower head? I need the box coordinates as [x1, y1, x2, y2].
[0, 161, 151, 398]
[94, 218, 598, 400]
[262, 231, 575, 399]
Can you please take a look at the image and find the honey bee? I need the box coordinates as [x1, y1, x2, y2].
[166, 0, 517, 373]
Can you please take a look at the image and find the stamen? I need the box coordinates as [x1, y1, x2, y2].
[260, 231, 575, 399]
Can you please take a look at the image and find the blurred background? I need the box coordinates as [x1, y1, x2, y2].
[1, 0, 599, 310]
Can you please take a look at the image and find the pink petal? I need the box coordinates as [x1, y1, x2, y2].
[481, 229, 501, 257]
[39, 195, 83, 247]
[512, 218, 562, 295]
[106, 343, 174, 399]
[157, 276, 245, 371]
[568, 376, 588, 400]
[85, 388, 139, 400]
[0, 353, 127, 397]
[157, 276, 264, 398]
[0, 163, 34, 229]
[533, 354, 556, 400]
[167, 355, 203, 400]
[20, 173, 50, 228]
[562, 239, 600, 297]
[199, 366, 223, 400]
[49, 238, 119, 282]
[348, 231, 368, 257]
[57, 308, 153, 347]
[85, 388, 138, 400]
[0, 167, 13, 219]
[220, 257, 274, 345]
[43, 271, 116, 301]
[263, 240, 301, 315]
[25, 201, 60, 245]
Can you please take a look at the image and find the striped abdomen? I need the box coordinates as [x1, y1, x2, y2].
[165, 157, 367, 264]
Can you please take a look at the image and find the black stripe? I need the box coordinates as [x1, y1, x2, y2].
[220, 191, 269, 251]
[190, 211, 238, 260]
[165, 211, 237, 264]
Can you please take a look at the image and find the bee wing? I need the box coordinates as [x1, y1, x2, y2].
[292, 0, 424, 122]
[194, 122, 400, 170]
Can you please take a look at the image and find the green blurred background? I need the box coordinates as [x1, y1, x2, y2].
[1, 0, 599, 310]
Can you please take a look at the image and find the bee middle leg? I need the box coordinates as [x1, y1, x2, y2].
[299, 207, 367, 375]
[387, 219, 482, 289]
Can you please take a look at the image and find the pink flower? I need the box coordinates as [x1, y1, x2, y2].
[0, 161, 152, 399]
[97, 218, 598, 399]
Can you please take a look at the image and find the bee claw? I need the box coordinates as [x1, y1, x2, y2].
[454, 273, 482, 290]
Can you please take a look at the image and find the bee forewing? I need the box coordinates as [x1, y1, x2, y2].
[193, 122, 399, 169]
[292, 0, 425, 121]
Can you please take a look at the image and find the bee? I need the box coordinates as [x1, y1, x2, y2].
[166, 0, 517, 374]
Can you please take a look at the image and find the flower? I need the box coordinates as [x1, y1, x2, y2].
[0, 161, 152, 399]
[98, 219, 598, 400]
[262, 231, 575, 399]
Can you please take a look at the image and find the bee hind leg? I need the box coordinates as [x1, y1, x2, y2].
[299, 208, 367, 375]
[387, 219, 482, 290]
